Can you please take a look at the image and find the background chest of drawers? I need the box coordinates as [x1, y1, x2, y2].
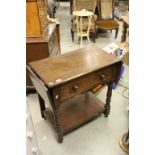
[26, 24, 61, 88]
[26, 0, 61, 89]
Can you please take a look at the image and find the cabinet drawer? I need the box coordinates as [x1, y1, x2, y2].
[59, 66, 114, 101]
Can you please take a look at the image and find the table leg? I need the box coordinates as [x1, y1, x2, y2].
[38, 93, 46, 120]
[115, 28, 119, 38]
[26, 86, 36, 96]
[103, 82, 112, 117]
[57, 126, 63, 143]
[121, 22, 128, 42]
[55, 110, 63, 143]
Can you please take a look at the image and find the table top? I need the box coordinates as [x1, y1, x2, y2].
[28, 46, 121, 88]
[73, 10, 93, 17]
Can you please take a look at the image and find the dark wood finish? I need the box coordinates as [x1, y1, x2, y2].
[121, 16, 129, 42]
[27, 46, 123, 143]
[70, 0, 73, 14]
[26, 0, 61, 90]
[38, 93, 46, 119]
[58, 65, 114, 102]
[121, 21, 128, 42]
[26, 23, 60, 58]
[57, 92, 105, 133]
[103, 82, 112, 117]
[29, 46, 121, 87]
[26, 24, 61, 87]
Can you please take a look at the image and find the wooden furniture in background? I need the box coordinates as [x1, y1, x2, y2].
[71, 0, 97, 42]
[73, 10, 94, 47]
[27, 46, 123, 143]
[96, 0, 119, 38]
[26, 0, 61, 90]
[121, 15, 129, 42]
[120, 15, 129, 65]
[26, 0, 49, 36]
[47, 0, 57, 18]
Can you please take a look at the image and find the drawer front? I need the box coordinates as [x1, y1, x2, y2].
[58, 66, 114, 102]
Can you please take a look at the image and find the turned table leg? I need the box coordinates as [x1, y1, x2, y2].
[103, 82, 113, 117]
[38, 93, 46, 120]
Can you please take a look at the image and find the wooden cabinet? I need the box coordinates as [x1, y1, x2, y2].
[26, 0, 61, 88]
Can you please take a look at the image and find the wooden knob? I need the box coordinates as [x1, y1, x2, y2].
[73, 85, 78, 91]
[100, 74, 105, 79]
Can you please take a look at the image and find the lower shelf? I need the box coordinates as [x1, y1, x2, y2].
[44, 91, 105, 134]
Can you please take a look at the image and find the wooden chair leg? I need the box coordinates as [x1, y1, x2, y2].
[115, 28, 119, 38]
[92, 32, 96, 42]
[95, 29, 98, 39]
[71, 30, 74, 42]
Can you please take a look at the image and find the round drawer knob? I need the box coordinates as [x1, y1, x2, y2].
[100, 74, 105, 79]
[73, 85, 78, 91]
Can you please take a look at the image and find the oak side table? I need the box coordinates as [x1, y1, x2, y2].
[27, 46, 123, 143]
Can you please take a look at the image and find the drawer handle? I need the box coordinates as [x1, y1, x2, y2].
[73, 85, 79, 91]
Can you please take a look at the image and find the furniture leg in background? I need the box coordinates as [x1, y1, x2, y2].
[121, 16, 129, 42]
[73, 10, 93, 47]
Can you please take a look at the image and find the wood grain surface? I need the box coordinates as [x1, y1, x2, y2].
[29, 46, 121, 87]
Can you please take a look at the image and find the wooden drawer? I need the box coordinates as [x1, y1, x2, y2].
[59, 66, 114, 102]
